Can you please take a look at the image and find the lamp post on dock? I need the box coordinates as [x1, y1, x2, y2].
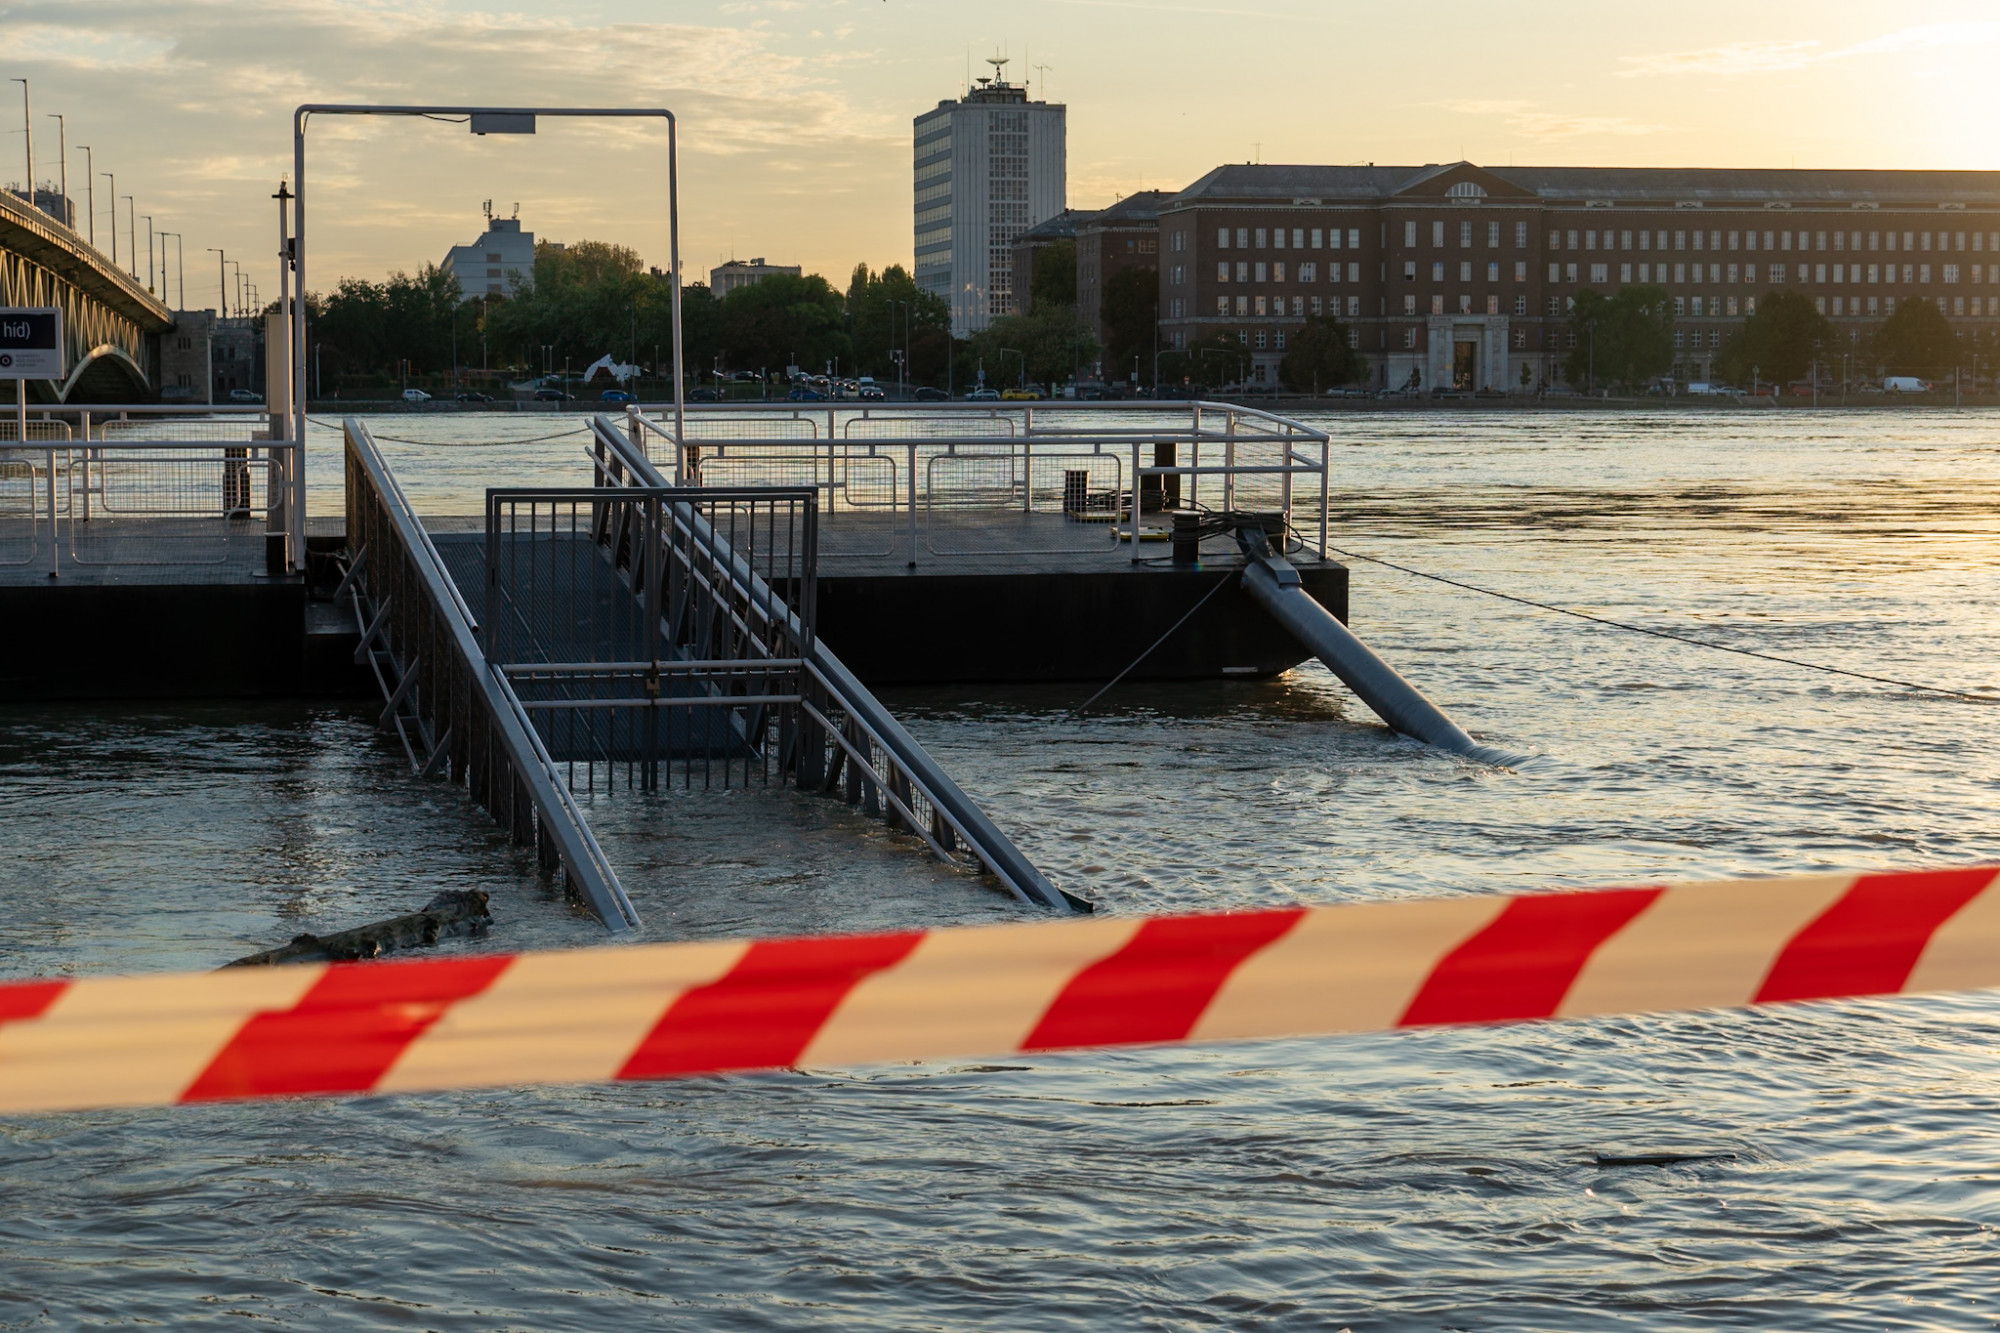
[207, 247, 226, 316]
[289, 101, 688, 574]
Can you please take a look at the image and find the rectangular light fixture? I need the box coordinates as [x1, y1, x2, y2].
[470, 112, 536, 135]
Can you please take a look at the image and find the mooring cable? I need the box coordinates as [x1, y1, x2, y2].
[1073, 573, 1237, 716]
[305, 417, 590, 448]
[1325, 542, 2000, 705]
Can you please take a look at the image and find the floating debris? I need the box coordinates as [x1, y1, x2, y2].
[222, 890, 491, 967]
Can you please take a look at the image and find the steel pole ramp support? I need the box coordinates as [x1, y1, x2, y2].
[1236, 528, 1521, 767]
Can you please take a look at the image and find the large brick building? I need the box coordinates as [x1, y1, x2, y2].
[1155, 162, 2000, 390]
[1077, 191, 1168, 343]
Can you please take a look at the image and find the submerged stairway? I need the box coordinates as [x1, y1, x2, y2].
[340, 417, 1077, 932]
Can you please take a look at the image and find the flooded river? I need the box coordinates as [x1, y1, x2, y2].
[4, 408, 2000, 1329]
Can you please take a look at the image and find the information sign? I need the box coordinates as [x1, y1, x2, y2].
[0, 308, 63, 379]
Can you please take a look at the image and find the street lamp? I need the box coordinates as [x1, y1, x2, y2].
[997, 346, 1023, 388]
[207, 247, 226, 316]
[45, 113, 65, 226]
[141, 214, 154, 293]
[77, 145, 92, 246]
[100, 172, 116, 265]
[122, 194, 136, 279]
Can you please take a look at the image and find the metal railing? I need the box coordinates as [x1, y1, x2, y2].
[0, 436, 297, 576]
[343, 417, 637, 930]
[589, 416, 1078, 911]
[625, 400, 1335, 567]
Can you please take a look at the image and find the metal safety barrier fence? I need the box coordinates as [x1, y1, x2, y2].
[0, 862, 1993, 1114]
[624, 401, 1336, 567]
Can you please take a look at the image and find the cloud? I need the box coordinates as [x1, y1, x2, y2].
[1622, 21, 2000, 77]
[4, 0, 902, 283]
[1436, 100, 1669, 142]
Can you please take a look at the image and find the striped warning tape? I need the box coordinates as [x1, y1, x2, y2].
[3, 864, 1998, 1115]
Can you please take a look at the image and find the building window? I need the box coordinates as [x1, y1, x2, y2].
[1217, 262, 1230, 282]
[1273, 228, 1286, 250]
[1488, 261, 1501, 282]
[1310, 296, 1322, 316]
[1255, 262, 1268, 282]
[1237, 228, 1249, 248]
[1566, 263, 1578, 283]
[1459, 261, 1472, 281]
[1432, 261, 1445, 281]
[1348, 229, 1361, 249]
[1403, 294, 1418, 315]
[1254, 330, 1267, 349]
[1293, 229, 1305, 248]
[1299, 262, 1315, 282]
[1673, 331, 1684, 349]
[1404, 220, 1417, 247]
[1590, 264, 1607, 284]
[1254, 295, 1267, 315]
[1310, 228, 1323, 248]
[1945, 264, 1961, 284]
[1514, 295, 1527, 316]
[1548, 262, 1561, 283]
[1726, 296, 1739, 316]
[1349, 262, 1360, 282]
[1433, 220, 1445, 247]
[1585, 229, 1597, 251]
[1216, 296, 1229, 315]
[1403, 328, 1417, 349]
[1771, 263, 1786, 284]
[1514, 261, 1527, 282]
[1674, 263, 1686, 284]
[1547, 296, 1562, 316]
[1515, 222, 1528, 248]
[1460, 221, 1473, 247]
[1236, 295, 1249, 315]
[1253, 228, 1266, 248]
[1345, 296, 1359, 317]
[1567, 230, 1579, 250]
[1673, 296, 1686, 316]
[1218, 228, 1230, 249]
[1237, 262, 1249, 282]
[1692, 296, 1705, 316]
[1486, 294, 1500, 315]
[1431, 294, 1445, 314]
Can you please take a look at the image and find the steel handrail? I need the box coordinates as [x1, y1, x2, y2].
[346, 418, 635, 929]
[590, 415, 1073, 911]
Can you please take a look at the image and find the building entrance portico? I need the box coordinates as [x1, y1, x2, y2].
[1427, 314, 1509, 392]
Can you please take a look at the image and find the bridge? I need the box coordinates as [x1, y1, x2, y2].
[0, 188, 173, 402]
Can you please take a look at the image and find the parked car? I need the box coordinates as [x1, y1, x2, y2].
[1883, 376, 1932, 393]
[600, 389, 635, 403]
[532, 388, 572, 402]
[912, 385, 949, 402]
[454, 391, 492, 403]
[857, 384, 885, 401]
[1000, 385, 1042, 401]
[787, 386, 826, 402]
[401, 388, 431, 402]
[687, 386, 723, 402]
[228, 388, 263, 403]
[965, 386, 1001, 402]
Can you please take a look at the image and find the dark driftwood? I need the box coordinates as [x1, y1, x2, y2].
[223, 890, 492, 967]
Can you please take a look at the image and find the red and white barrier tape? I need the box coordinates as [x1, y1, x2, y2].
[3, 864, 1998, 1115]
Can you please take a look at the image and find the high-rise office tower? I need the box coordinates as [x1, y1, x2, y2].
[913, 58, 1067, 337]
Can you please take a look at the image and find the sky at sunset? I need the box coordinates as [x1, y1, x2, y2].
[6, 0, 1998, 306]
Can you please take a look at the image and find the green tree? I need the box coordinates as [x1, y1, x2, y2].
[1027, 239, 1076, 312]
[1100, 266, 1158, 383]
[967, 302, 1099, 389]
[715, 272, 850, 377]
[311, 264, 462, 381]
[846, 263, 954, 384]
[1564, 284, 1674, 392]
[1278, 315, 1367, 393]
[1713, 289, 1830, 387]
[1870, 295, 1959, 378]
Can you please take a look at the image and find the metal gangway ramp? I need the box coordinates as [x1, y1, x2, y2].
[337, 417, 1075, 935]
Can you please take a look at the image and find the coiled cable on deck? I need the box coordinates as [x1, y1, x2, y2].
[1327, 542, 2000, 705]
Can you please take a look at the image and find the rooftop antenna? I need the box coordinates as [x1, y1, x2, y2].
[483, 198, 493, 220]
[1033, 63, 1054, 100]
[986, 55, 1009, 86]
[511, 201, 519, 219]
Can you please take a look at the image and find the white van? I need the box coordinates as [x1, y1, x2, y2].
[1883, 376, 1930, 393]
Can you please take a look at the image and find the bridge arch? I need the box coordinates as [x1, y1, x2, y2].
[1, 190, 173, 402]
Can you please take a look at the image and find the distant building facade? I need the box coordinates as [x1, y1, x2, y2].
[1154, 162, 2000, 390]
[160, 310, 214, 403]
[913, 60, 1067, 336]
[1078, 191, 1168, 342]
[441, 209, 535, 302]
[1009, 209, 1086, 315]
[6, 187, 75, 230]
[710, 258, 801, 296]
